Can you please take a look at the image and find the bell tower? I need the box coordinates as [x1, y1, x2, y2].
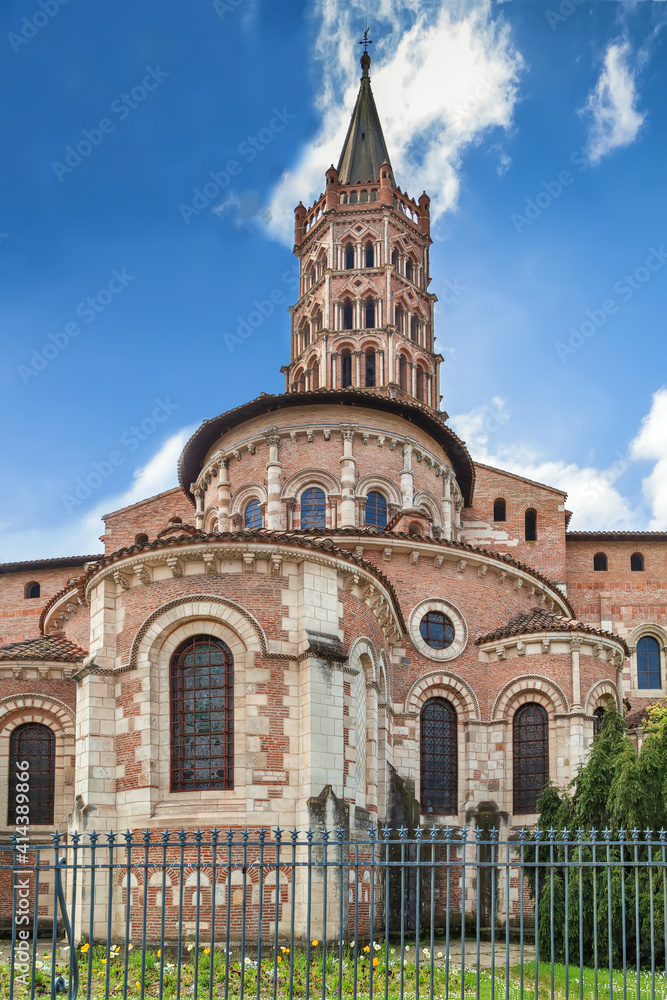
[282, 47, 442, 410]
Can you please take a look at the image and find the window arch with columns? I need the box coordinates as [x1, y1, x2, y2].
[129, 595, 268, 819]
[627, 624, 667, 695]
[0, 695, 75, 832]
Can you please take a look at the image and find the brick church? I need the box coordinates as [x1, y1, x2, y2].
[0, 49, 663, 849]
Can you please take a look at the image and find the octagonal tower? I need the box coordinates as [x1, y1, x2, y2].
[283, 50, 441, 409]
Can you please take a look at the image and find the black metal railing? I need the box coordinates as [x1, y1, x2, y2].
[1, 826, 666, 999]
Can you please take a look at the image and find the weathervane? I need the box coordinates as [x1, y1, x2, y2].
[360, 24, 373, 53]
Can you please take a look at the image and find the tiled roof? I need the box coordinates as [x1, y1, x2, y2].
[475, 606, 628, 653]
[0, 555, 101, 575]
[567, 531, 667, 540]
[625, 707, 650, 729]
[0, 633, 88, 662]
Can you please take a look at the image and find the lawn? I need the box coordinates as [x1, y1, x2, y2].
[1, 943, 666, 999]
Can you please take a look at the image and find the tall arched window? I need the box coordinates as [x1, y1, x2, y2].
[593, 552, 608, 572]
[341, 349, 352, 388]
[420, 698, 457, 814]
[365, 490, 387, 528]
[365, 242, 374, 268]
[171, 635, 234, 791]
[244, 499, 262, 529]
[300, 487, 326, 529]
[24, 582, 40, 599]
[410, 316, 419, 342]
[345, 244, 355, 269]
[391, 249, 398, 268]
[309, 361, 319, 389]
[365, 348, 375, 387]
[343, 300, 354, 330]
[631, 552, 645, 572]
[513, 703, 548, 813]
[405, 260, 413, 282]
[395, 306, 403, 334]
[365, 299, 375, 328]
[593, 706, 605, 737]
[493, 498, 506, 522]
[637, 636, 661, 689]
[398, 355, 408, 392]
[8, 723, 55, 825]
[525, 508, 537, 542]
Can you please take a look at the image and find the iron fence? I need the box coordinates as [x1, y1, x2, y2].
[1, 827, 667, 999]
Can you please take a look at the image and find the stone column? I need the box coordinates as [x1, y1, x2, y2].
[358, 496, 368, 527]
[354, 350, 362, 387]
[284, 497, 296, 530]
[194, 487, 205, 530]
[401, 441, 414, 509]
[453, 498, 462, 540]
[339, 425, 357, 526]
[325, 273, 331, 330]
[331, 352, 339, 389]
[570, 637, 582, 710]
[264, 429, 283, 530]
[216, 458, 231, 532]
[442, 470, 452, 540]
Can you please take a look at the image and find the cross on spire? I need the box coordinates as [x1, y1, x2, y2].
[360, 24, 372, 53]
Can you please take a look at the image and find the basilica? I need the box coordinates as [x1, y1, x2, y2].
[0, 50, 663, 860]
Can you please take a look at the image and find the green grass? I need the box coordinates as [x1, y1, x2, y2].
[1, 945, 666, 998]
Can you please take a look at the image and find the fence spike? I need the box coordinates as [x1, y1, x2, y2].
[603, 827, 612, 841]
[430, 824, 439, 841]
[490, 826, 499, 842]
[274, 827, 283, 843]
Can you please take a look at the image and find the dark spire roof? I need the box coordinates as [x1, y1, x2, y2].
[337, 51, 394, 185]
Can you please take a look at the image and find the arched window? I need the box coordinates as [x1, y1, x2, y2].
[405, 260, 413, 282]
[244, 499, 262, 529]
[593, 706, 605, 737]
[341, 349, 352, 388]
[365, 348, 375, 387]
[170, 635, 234, 791]
[513, 703, 548, 813]
[365, 299, 375, 329]
[525, 508, 537, 542]
[345, 244, 355, 270]
[391, 249, 398, 268]
[300, 487, 326, 529]
[637, 636, 661, 690]
[365, 242, 374, 268]
[294, 368, 306, 393]
[631, 552, 645, 572]
[359, 189, 368, 203]
[339, 192, 347, 205]
[309, 361, 319, 390]
[8, 723, 55, 825]
[410, 316, 419, 342]
[395, 306, 404, 334]
[134, 533, 148, 545]
[370, 189, 378, 201]
[349, 191, 358, 205]
[365, 490, 387, 528]
[593, 552, 608, 572]
[420, 698, 457, 814]
[416, 365, 426, 402]
[24, 582, 40, 599]
[493, 498, 506, 522]
[343, 300, 354, 330]
[398, 354, 408, 392]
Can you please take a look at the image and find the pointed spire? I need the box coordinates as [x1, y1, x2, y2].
[336, 48, 394, 186]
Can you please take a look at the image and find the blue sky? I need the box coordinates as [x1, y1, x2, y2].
[1, 0, 667, 560]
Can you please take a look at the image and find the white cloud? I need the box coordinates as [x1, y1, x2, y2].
[582, 40, 644, 164]
[265, 0, 524, 243]
[449, 398, 640, 530]
[630, 386, 667, 529]
[0, 428, 195, 563]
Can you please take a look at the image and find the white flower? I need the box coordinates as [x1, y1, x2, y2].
[373, 943, 380, 951]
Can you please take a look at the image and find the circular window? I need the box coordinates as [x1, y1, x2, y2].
[408, 599, 467, 662]
[420, 611, 455, 650]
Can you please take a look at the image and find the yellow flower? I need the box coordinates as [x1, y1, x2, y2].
[81, 943, 90, 953]
[136, 983, 141, 989]
[127, 944, 133, 952]
[311, 940, 319, 947]
[204, 948, 210, 955]
[157, 949, 161, 958]
[364, 945, 370, 953]
[373, 957, 379, 967]
[277, 957, 282, 964]
[101, 959, 107, 965]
